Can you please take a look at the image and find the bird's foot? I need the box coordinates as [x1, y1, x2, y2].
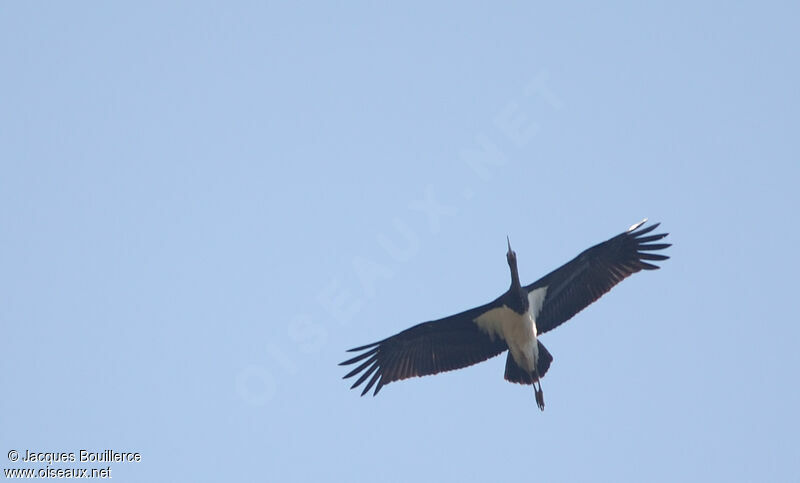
[535, 386, 545, 411]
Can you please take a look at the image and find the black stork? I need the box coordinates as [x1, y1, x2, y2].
[340, 219, 670, 410]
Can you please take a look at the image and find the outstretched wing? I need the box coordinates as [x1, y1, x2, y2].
[340, 303, 509, 396]
[526, 219, 670, 335]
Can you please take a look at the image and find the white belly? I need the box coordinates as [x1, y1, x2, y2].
[474, 306, 539, 372]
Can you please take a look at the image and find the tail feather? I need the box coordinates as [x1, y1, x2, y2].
[504, 341, 553, 385]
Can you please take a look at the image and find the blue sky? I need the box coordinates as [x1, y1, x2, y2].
[2, 2, 798, 482]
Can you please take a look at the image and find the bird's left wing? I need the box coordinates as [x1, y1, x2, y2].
[525, 220, 670, 335]
[340, 303, 509, 396]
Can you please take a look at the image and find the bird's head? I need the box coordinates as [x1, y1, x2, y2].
[506, 236, 523, 293]
[506, 236, 517, 266]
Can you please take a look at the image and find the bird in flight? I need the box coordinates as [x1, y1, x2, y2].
[340, 219, 670, 410]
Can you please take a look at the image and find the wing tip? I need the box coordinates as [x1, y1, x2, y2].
[346, 341, 380, 352]
[628, 218, 648, 232]
[340, 346, 380, 367]
[628, 220, 669, 241]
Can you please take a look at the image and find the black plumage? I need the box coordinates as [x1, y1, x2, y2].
[340, 220, 670, 403]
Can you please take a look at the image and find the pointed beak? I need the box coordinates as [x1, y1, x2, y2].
[506, 236, 512, 254]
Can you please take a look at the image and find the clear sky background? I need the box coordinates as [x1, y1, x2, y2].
[2, 2, 799, 482]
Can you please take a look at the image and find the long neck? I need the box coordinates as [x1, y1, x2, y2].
[508, 257, 521, 290]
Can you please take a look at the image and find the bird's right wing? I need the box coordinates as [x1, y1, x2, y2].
[340, 304, 509, 396]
